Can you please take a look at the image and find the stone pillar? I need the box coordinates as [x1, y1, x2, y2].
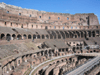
[36, 36, 37, 39]
[43, 51, 44, 56]
[44, 35, 46, 39]
[46, 51, 49, 58]
[8, 64, 11, 71]
[23, 56, 27, 62]
[39, 52, 41, 56]
[6, 65, 9, 74]
[22, 36, 24, 40]
[79, 32, 81, 38]
[11, 35, 13, 40]
[31, 35, 33, 40]
[11, 61, 15, 70]
[91, 31, 93, 37]
[86, 31, 89, 37]
[51, 52, 53, 58]
[3, 66, 6, 75]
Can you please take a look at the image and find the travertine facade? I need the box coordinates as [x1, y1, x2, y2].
[0, 2, 100, 75]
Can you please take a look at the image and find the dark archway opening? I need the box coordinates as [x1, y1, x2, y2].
[42, 35, 45, 39]
[45, 26, 48, 29]
[12, 34, 16, 40]
[49, 69, 53, 75]
[17, 34, 22, 40]
[37, 35, 40, 39]
[23, 34, 27, 39]
[33, 35, 36, 40]
[28, 35, 31, 39]
[92, 31, 95, 37]
[1, 34, 5, 40]
[6, 34, 11, 41]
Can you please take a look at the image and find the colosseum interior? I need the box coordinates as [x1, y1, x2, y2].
[0, 2, 100, 75]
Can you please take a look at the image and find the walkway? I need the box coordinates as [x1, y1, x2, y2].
[29, 54, 75, 75]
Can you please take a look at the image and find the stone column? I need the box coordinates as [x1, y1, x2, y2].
[6, 65, 9, 74]
[39, 52, 41, 56]
[11, 61, 15, 70]
[31, 35, 33, 40]
[3, 66, 6, 75]
[47, 51, 49, 58]
[24, 56, 27, 62]
[22, 35, 24, 40]
[86, 31, 89, 37]
[51, 52, 53, 58]
[43, 51, 44, 56]
[11, 35, 13, 40]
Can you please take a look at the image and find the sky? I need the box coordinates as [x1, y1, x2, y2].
[0, 0, 100, 24]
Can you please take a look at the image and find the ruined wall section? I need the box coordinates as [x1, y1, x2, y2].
[0, 2, 99, 29]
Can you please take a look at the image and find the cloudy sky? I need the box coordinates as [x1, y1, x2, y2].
[1, 0, 100, 24]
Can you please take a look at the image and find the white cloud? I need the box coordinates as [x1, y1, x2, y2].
[66, 10, 69, 11]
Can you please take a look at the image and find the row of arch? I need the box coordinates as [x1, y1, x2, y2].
[47, 30, 100, 39]
[0, 33, 49, 41]
[0, 30, 100, 41]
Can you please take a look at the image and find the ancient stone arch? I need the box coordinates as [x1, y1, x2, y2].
[6, 34, 11, 41]
[1, 33, 5, 40]
[12, 34, 16, 40]
[23, 34, 27, 39]
[28, 34, 31, 39]
[17, 34, 22, 40]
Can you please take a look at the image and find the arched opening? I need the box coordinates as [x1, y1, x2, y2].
[58, 68, 63, 75]
[84, 31, 87, 38]
[49, 69, 53, 75]
[1, 34, 5, 40]
[75, 35, 77, 38]
[39, 69, 43, 75]
[37, 35, 40, 39]
[21, 24, 23, 28]
[42, 35, 45, 39]
[6, 34, 11, 41]
[88, 31, 91, 37]
[76, 31, 80, 38]
[57, 61, 60, 63]
[55, 31, 61, 39]
[96, 30, 99, 37]
[50, 34, 53, 39]
[52, 31, 56, 39]
[69, 58, 72, 62]
[28, 35, 31, 39]
[45, 26, 48, 29]
[17, 34, 22, 40]
[64, 31, 69, 38]
[23, 34, 27, 39]
[81, 32, 84, 38]
[92, 31, 95, 37]
[69, 32, 74, 38]
[12, 34, 16, 40]
[12, 66, 14, 70]
[33, 35, 36, 40]
[60, 31, 65, 39]
[62, 60, 64, 62]
[93, 50, 96, 52]
[46, 35, 49, 39]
